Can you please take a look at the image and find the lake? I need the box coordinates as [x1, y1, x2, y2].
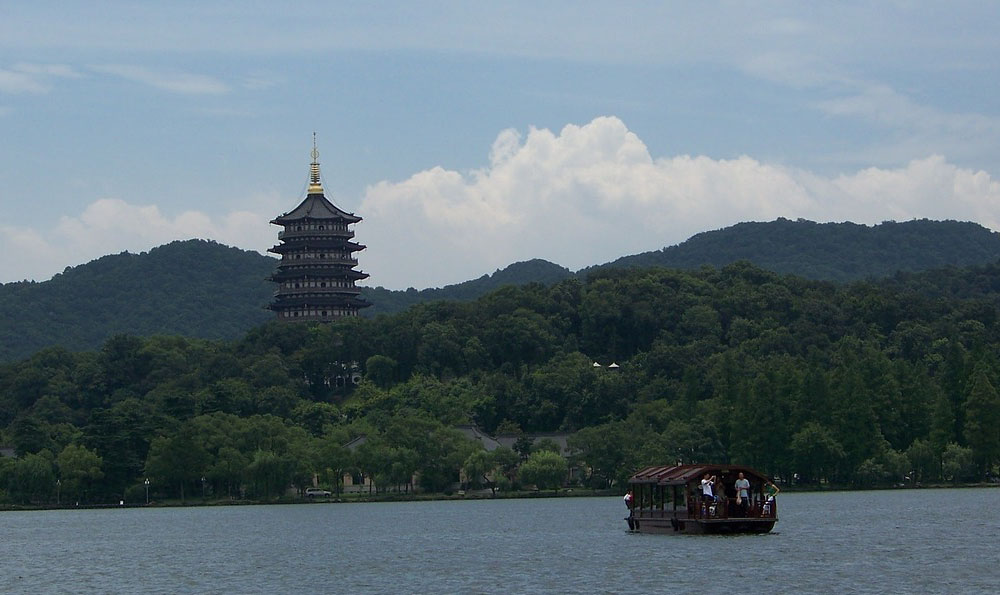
[1, 488, 997, 593]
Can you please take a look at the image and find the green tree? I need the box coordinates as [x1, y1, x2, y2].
[291, 401, 341, 437]
[531, 438, 562, 455]
[941, 443, 975, 483]
[144, 424, 211, 502]
[568, 422, 629, 488]
[789, 422, 845, 484]
[519, 450, 568, 491]
[491, 446, 521, 489]
[963, 366, 1000, 477]
[365, 355, 398, 389]
[56, 444, 104, 503]
[83, 398, 162, 497]
[828, 348, 883, 479]
[462, 449, 495, 492]
[905, 438, 939, 483]
[8, 452, 56, 504]
[354, 438, 394, 493]
[318, 427, 352, 497]
[208, 446, 248, 500]
[10, 415, 53, 455]
[245, 449, 293, 500]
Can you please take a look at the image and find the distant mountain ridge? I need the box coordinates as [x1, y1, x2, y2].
[1, 218, 998, 361]
[587, 218, 1000, 282]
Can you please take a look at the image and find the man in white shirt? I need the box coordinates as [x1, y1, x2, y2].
[735, 472, 751, 516]
[700, 473, 715, 502]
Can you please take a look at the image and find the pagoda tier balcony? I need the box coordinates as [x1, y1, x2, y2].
[273, 311, 361, 322]
[277, 228, 354, 241]
[269, 295, 372, 309]
[273, 285, 363, 297]
[269, 241, 366, 255]
[269, 267, 370, 282]
[275, 255, 359, 267]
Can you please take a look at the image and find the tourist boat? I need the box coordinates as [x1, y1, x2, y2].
[625, 464, 778, 534]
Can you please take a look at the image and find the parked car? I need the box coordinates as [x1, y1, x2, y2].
[305, 488, 332, 498]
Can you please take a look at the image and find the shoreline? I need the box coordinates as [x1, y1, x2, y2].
[2, 482, 997, 512]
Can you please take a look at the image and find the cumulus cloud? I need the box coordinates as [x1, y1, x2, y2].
[358, 117, 1000, 289]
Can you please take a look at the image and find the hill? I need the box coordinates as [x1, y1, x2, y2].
[2, 219, 999, 361]
[363, 259, 574, 316]
[588, 219, 1000, 281]
[0, 242, 571, 361]
[0, 240, 276, 361]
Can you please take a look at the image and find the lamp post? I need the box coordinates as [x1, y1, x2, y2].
[144, 478, 150, 505]
[56, 479, 61, 505]
[201, 476, 207, 500]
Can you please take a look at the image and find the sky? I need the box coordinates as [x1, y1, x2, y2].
[2, 2, 999, 290]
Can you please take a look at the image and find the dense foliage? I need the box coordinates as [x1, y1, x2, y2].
[2, 259, 999, 504]
[4, 219, 997, 362]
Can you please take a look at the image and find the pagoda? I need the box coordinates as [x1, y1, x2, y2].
[268, 136, 371, 321]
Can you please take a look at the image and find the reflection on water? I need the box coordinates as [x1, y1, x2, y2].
[1, 489, 997, 594]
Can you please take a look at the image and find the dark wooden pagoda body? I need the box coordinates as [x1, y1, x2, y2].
[268, 150, 370, 322]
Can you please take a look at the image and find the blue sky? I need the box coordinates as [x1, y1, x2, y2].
[2, 2, 999, 289]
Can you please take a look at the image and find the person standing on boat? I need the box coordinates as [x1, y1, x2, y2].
[763, 481, 779, 516]
[700, 473, 716, 502]
[734, 472, 750, 516]
[624, 490, 633, 512]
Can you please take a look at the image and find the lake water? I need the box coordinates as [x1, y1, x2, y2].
[1, 488, 997, 594]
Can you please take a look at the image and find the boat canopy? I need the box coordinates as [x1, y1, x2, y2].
[629, 464, 770, 486]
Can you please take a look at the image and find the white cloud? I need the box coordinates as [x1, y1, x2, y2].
[13, 62, 82, 78]
[3, 117, 998, 289]
[0, 62, 82, 94]
[90, 64, 228, 95]
[817, 84, 1000, 137]
[0, 68, 49, 94]
[358, 117, 1000, 289]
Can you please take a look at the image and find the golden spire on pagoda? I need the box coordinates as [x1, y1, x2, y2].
[307, 132, 323, 194]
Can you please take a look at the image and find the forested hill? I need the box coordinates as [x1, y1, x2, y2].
[0, 240, 276, 361]
[2, 260, 1000, 505]
[588, 219, 1000, 282]
[0, 242, 571, 361]
[2, 219, 998, 361]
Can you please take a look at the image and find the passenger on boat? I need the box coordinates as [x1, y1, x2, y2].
[700, 473, 716, 502]
[624, 490, 633, 511]
[735, 472, 750, 516]
[762, 481, 779, 516]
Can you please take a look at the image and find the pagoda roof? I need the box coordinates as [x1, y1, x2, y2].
[271, 193, 362, 225]
[268, 240, 366, 254]
[269, 268, 369, 282]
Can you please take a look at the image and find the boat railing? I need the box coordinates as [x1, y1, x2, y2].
[689, 496, 778, 520]
[628, 483, 778, 522]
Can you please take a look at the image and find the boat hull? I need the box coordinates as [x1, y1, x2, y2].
[626, 516, 775, 535]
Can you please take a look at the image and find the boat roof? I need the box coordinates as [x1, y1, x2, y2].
[629, 464, 770, 486]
